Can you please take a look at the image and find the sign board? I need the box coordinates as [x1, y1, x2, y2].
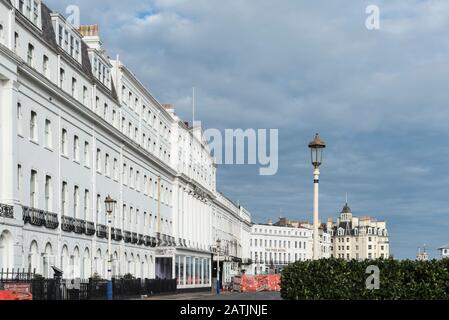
[3, 283, 32, 293]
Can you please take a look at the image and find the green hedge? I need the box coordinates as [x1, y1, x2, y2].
[281, 258, 449, 300]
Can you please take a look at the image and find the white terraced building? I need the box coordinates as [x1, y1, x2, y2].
[0, 0, 252, 290]
[249, 218, 331, 275]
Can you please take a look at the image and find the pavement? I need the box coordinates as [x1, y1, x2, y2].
[143, 291, 282, 300]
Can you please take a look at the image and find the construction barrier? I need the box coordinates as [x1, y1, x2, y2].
[235, 275, 281, 292]
[0, 290, 33, 300]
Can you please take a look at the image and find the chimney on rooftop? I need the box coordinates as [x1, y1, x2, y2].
[79, 25, 102, 50]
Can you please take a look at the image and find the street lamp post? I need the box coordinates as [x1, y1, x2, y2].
[308, 134, 326, 260]
[104, 195, 117, 300]
[216, 239, 221, 295]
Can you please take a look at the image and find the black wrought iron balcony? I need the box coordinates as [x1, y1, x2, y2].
[150, 236, 157, 248]
[44, 212, 59, 229]
[144, 235, 152, 247]
[112, 228, 123, 241]
[124, 231, 132, 243]
[85, 221, 95, 236]
[0, 203, 14, 219]
[74, 219, 86, 234]
[131, 232, 138, 244]
[137, 234, 145, 245]
[61, 216, 75, 232]
[22, 207, 45, 226]
[96, 224, 107, 238]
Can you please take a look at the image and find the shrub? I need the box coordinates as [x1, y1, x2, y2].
[123, 273, 135, 280]
[281, 258, 449, 300]
[91, 272, 103, 281]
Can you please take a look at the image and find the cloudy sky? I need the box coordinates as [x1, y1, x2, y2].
[47, 0, 449, 259]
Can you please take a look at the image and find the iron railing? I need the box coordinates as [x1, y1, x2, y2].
[45, 212, 59, 229]
[85, 221, 95, 236]
[0, 203, 14, 219]
[96, 224, 107, 238]
[131, 232, 138, 244]
[137, 234, 145, 245]
[61, 216, 75, 232]
[22, 206, 45, 226]
[124, 231, 131, 243]
[112, 228, 123, 241]
[144, 236, 152, 247]
[74, 219, 86, 234]
[1, 269, 178, 300]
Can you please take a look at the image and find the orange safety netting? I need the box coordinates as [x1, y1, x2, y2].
[237, 275, 281, 292]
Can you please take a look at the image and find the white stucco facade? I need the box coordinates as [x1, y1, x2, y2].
[0, 0, 251, 289]
[248, 218, 331, 275]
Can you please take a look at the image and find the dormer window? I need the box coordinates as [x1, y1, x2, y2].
[53, 16, 82, 63]
[58, 26, 63, 46]
[33, 0, 39, 24]
[64, 30, 69, 50]
[26, 0, 31, 18]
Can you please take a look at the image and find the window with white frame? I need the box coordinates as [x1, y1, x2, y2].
[17, 103, 23, 136]
[30, 111, 37, 142]
[83, 86, 88, 106]
[17, 164, 22, 191]
[61, 181, 68, 216]
[105, 154, 110, 177]
[71, 77, 77, 98]
[113, 159, 118, 180]
[73, 135, 80, 162]
[45, 119, 52, 148]
[73, 186, 79, 218]
[43, 55, 49, 77]
[84, 189, 90, 220]
[45, 175, 52, 211]
[96, 149, 101, 173]
[59, 68, 65, 88]
[84, 141, 90, 167]
[30, 169, 37, 208]
[61, 129, 68, 156]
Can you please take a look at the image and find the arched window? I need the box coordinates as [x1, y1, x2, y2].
[61, 245, 69, 276]
[29, 241, 39, 274]
[73, 247, 80, 278]
[0, 230, 14, 272]
[43, 242, 53, 278]
[83, 248, 91, 279]
[95, 249, 102, 278]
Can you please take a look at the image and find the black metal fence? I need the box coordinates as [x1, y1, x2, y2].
[1, 269, 177, 300]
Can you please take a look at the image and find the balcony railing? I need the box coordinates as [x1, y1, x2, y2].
[131, 232, 138, 244]
[61, 216, 75, 232]
[74, 219, 86, 234]
[0, 203, 14, 219]
[124, 231, 132, 243]
[150, 237, 157, 248]
[85, 221, 95, 236]
[22, 207, 45, 226]
[96, 224, 107, 238]
[44, 212, 59, 229]
[112, 228, 123, 241]
[144, 235, 152, 247]
[137, 234, 145, 245]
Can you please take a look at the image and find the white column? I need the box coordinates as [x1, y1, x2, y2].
[0, 80, 19, 206]
[313, 167, 320, 260]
